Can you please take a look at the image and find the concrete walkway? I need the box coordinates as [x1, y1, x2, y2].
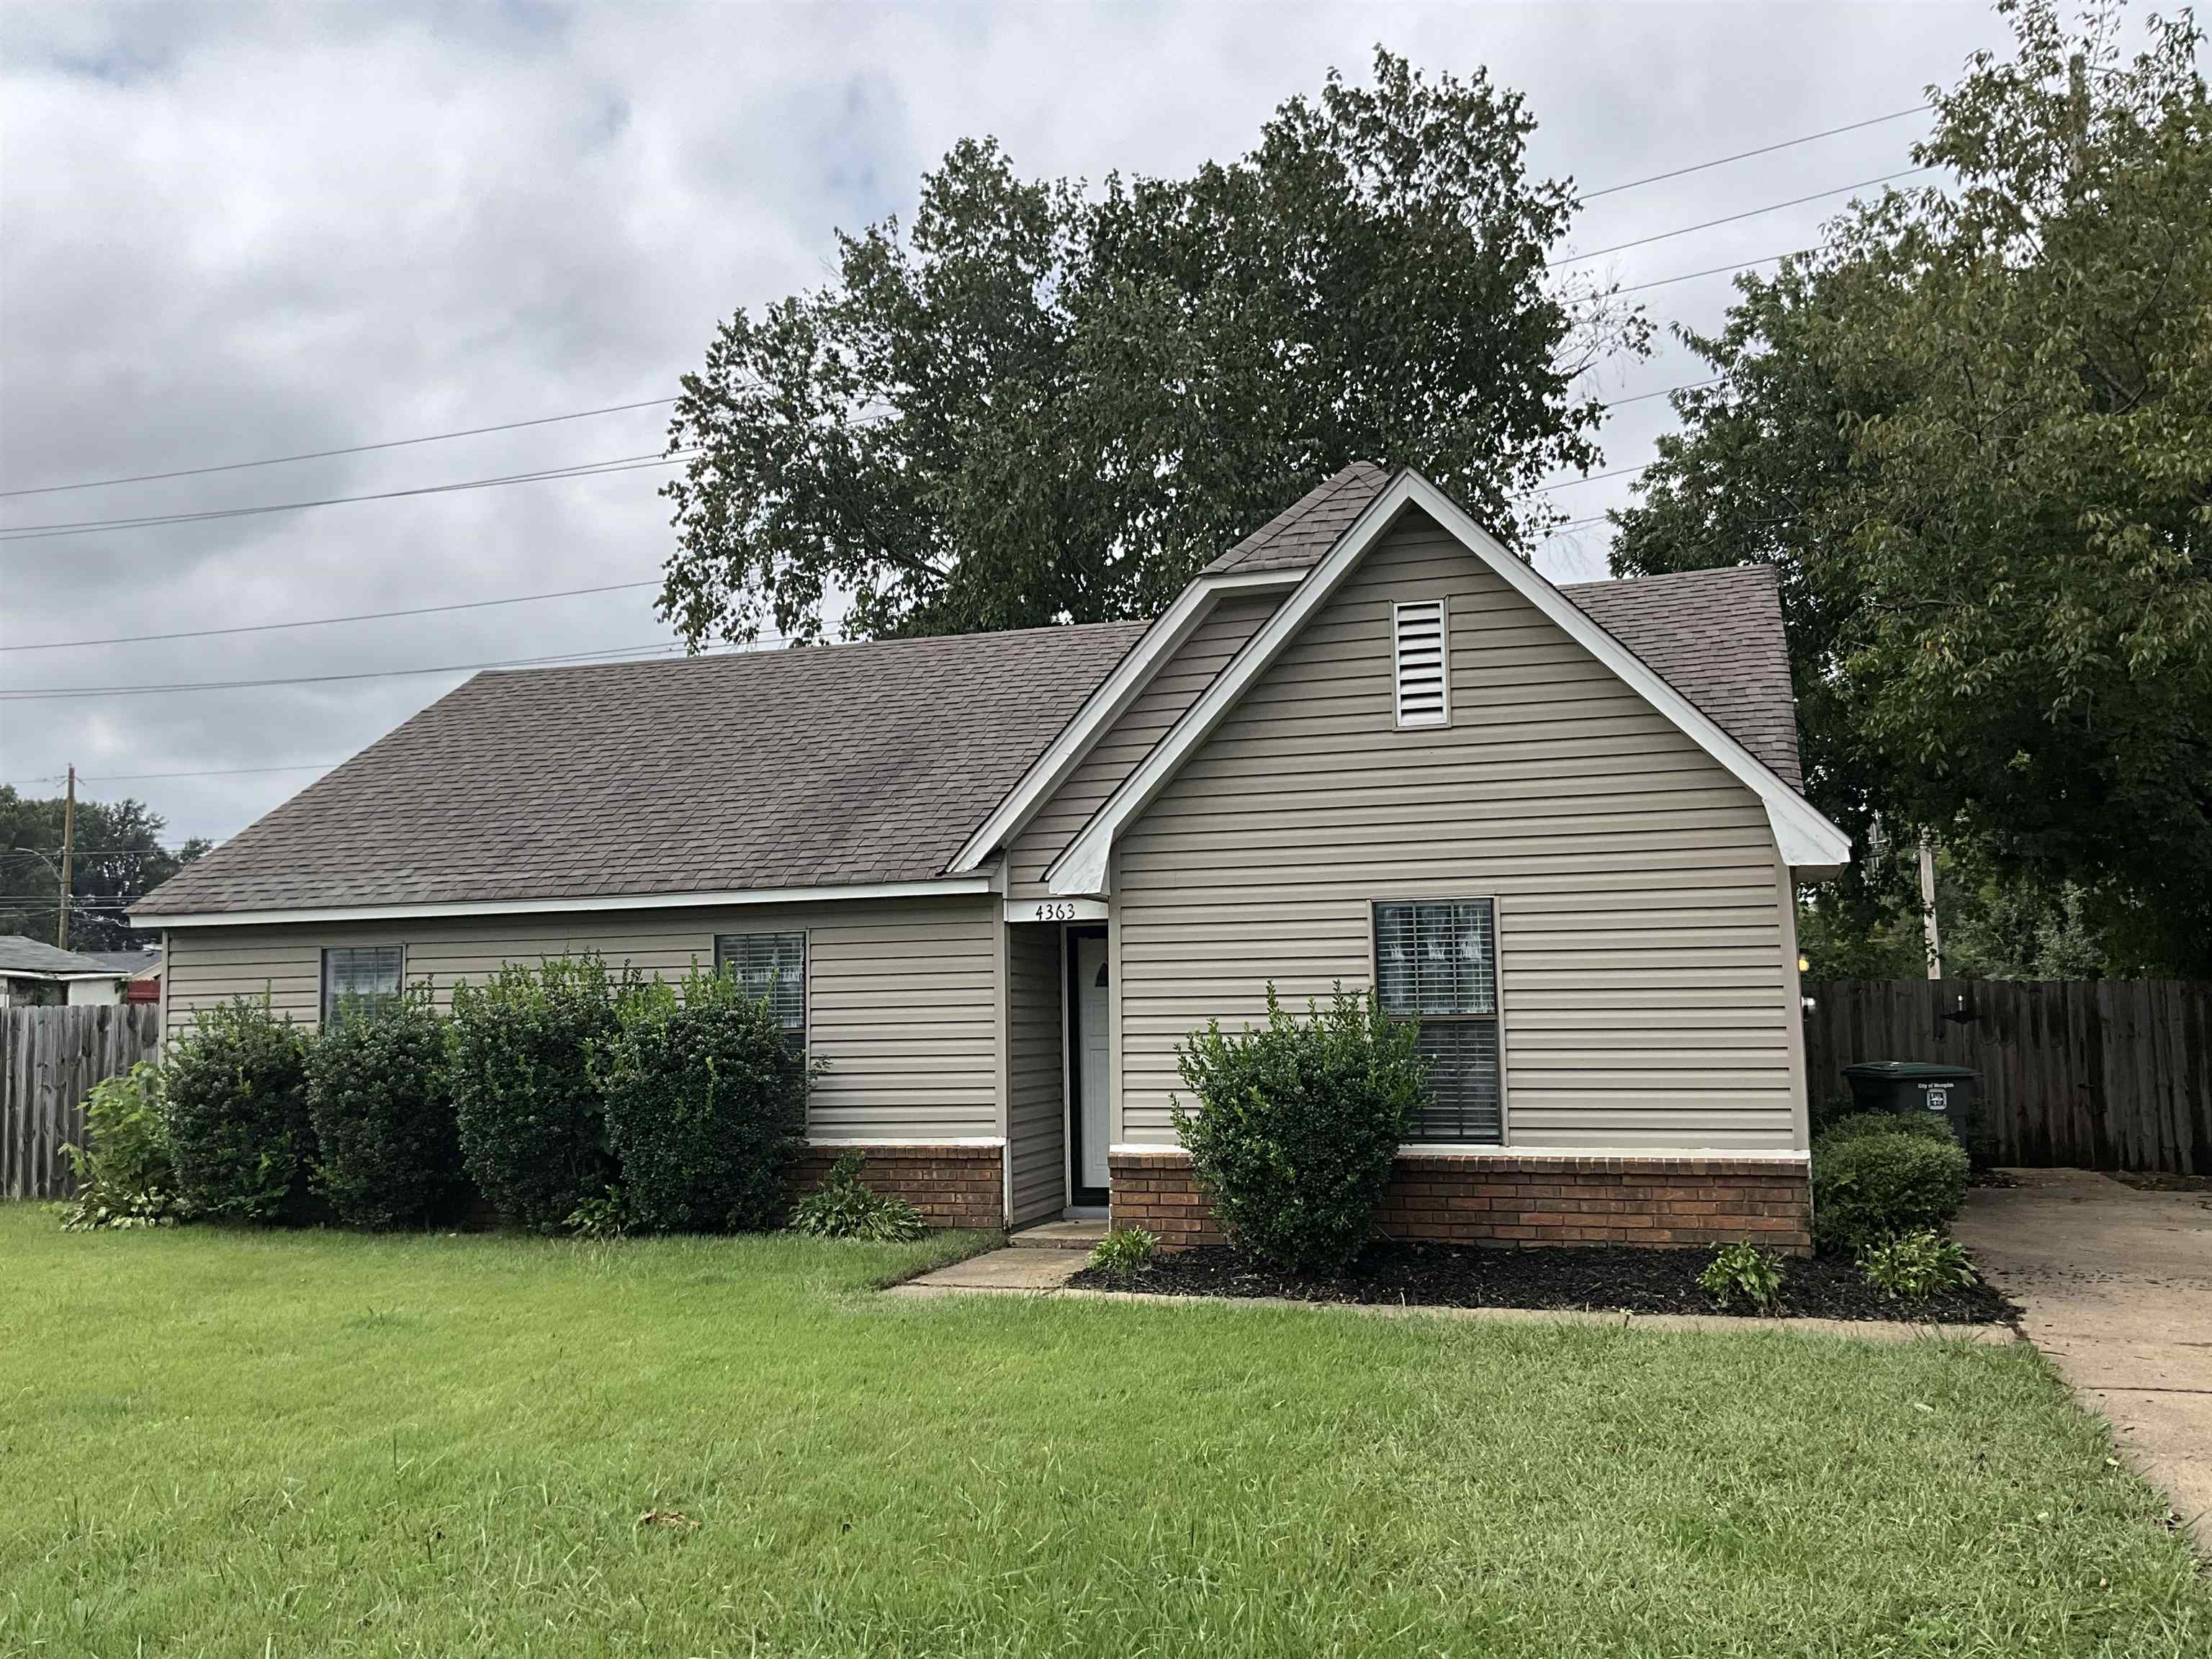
[1956, 1168, 2212, 1552]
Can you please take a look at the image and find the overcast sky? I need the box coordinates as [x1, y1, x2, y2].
[2, 0, 2015, 848]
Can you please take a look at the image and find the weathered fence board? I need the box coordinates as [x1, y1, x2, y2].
[1802, 979, 2212, 1174]
[0, 1004, 162, 1200]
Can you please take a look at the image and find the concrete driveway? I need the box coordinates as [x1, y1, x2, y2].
[1956, 1169, 2212, 1553]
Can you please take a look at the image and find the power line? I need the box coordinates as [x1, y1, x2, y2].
[0, 452, 690, 544]
[4, 580, 662, 652]
[1579, 106, 1930, 200]
[1612, 251, 1806, 296]
[0, 398, 678, 499]
[0, 636, 781, 701]
[1551, 168, 1930, 269]
[7, 762, 338, 786]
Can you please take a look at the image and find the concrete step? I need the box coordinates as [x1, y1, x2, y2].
[1007, 1217, 1109, 1251]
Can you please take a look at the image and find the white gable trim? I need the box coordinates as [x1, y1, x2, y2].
[1046, 470, 1851, 896]
[946, 565, 1305, 873]
[136, 874, 997, 930]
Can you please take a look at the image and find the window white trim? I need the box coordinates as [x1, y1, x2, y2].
[1392, 597, 1449, 728]
[137, 874, 995, 929]
[805, 1136, 1007, 1148]
[946, 567, 1305, 874]
[1046, 469, 1852, 895]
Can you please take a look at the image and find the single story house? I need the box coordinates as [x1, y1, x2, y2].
[135, 464, 1848, 1249]
[0, 936, 150, 1007]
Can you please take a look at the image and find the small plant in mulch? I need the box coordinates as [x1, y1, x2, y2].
[1696, 1241, 1786, 1315]
[1087, 1227, 1158, 1286]
[788, 1152, 927, 1242]
[1858, 1229, 1979, 1302]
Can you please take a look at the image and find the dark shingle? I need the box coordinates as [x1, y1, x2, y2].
[1563, 565, 1804, 790]
[1202, 462, 1393, 575]
[136, 622, 1150, 917]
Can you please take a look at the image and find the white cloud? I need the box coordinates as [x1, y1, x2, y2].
[1, 0, 2008, 843]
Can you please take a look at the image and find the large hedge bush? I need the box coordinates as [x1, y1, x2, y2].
[448, 956, 623, 1231]
[1817, 1110, 1959, 1148]
[307, 984, 463, 1228]
[1811, 1126, 1970, 1253]
[1171, 985, 1423, 1274]
[597, 966, 809, 1233]
[163, 997, 314, 1222]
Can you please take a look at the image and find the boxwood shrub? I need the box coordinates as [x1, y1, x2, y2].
[598, 966, 809, 1233]
[1811, 1127, 1970, 1253]
[163, 996, 315, 1223]
[307, 984, 463, 1228]
[447, 956, 624, 1231]
[1171, 985, 1423, 1274]
[1817, 1110, 1959, 1147]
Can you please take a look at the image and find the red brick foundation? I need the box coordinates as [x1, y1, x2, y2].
[1110, 1149, 1812, 1254]
[791, 1143, 1004, 1231]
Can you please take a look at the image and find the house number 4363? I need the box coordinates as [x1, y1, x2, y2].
[1031, 902, 1080, 922]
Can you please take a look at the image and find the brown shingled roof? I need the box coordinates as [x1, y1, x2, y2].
[138, 471, 1804, 920]
[1203, 462, 1393, 575]
[136, 622, 1150, 917]
[1563, 564, 1804, 791]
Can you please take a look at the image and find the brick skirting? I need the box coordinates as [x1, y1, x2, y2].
[1110, 1149, 1812, 1254]
[791, 1143, 1004, 1231]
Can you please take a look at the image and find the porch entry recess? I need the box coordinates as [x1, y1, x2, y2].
[1068, 926, 1111, 1202]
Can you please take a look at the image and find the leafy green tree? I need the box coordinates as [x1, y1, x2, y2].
[660, 49, 1646, 646]
[1613, 0, 2212, 973]
[0, 785, 209, 951]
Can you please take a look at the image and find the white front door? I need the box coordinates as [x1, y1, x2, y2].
[1074, 932, 1111, 1192]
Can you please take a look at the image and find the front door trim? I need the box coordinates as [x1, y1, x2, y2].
[1064, 923, 1110, 1206]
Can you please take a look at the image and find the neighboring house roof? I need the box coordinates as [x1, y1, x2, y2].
[136, 464, 1829, 923]
[73, 949, 161, 976]
[0, 935, 120, 977]
[135, 621, 1149, 919]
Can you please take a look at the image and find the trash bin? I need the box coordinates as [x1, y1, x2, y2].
[1840, 1060, 1980, 1150]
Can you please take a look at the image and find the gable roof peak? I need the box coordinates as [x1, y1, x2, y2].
[1202, 461, 1394, 577]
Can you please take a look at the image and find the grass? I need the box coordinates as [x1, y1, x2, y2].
[0, 1206, 2203, 1657]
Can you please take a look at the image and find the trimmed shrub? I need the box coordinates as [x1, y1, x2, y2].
[1859, 1228, 1979, 1301]
[60, 1061, 188, 1230]
[1171, 984, 1423, 1274]
[163, 996, 314, 1222]
[1087, 1226, 1157, 1285]
[1811, 1128, 1969, 1253]
[448, 956, 623, 1231]
[789, 1152, 926, 1241]
[1817, 1110, 1959, 1148]
[598, 966, 809, 1233]
[307, 984, 462, 1228]
[1698, 1240, 1786, 1313]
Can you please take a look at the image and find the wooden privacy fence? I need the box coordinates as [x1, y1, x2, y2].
[1, 1004, 162, 1200]
[1802, 979, 2212, 1174]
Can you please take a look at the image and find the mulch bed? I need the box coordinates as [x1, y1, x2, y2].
[2108, 1171, 2212, 1193]
[1070, 1240, 2019, 1325]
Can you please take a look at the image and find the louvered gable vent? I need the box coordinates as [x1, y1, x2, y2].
[1393, 598, 1449, 727]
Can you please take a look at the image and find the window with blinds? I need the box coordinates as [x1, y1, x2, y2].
[714, 932, 806, 1044]
[1375, 899, 1501, 1143]
[1393, 598, 1449, 727]
[321, 945, 403, 1026]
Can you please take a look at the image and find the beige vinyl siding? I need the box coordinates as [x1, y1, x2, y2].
[1004, 591, 1280, 900]
[1004, 923, 1066, 1224]
[163, 894, 999, 1143]
[1112, 508, 1800, 1152]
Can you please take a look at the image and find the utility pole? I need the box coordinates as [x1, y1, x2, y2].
[56, 765, 76, 951]
[1917, 830, 1943, 981]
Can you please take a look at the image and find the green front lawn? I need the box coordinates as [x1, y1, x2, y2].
[1, 1207, 2202, 1657]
